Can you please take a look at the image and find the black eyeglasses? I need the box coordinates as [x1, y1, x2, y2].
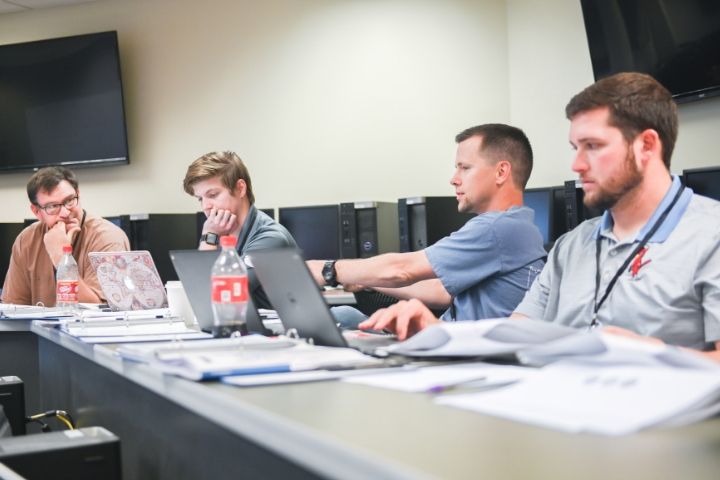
[36, 195, 79, 215]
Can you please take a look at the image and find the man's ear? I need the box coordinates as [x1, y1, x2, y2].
[30, 203, 42, 221]
[637, 129, 661, 165]
[234, 179, 247, 198]
[495, 160, 512, 185]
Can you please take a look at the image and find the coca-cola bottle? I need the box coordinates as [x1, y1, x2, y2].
[56, 244, 79, 310]
[210, 236, 249, 337]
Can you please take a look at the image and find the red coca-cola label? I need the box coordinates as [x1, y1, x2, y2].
[56, 280, 79, 303]
[211, 276, 248, 303]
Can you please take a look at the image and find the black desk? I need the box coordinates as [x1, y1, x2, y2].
[31, 323, 720, 480]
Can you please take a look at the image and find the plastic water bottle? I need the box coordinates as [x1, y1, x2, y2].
[56, 244, 79, 310]
[211, 235, 249, 337]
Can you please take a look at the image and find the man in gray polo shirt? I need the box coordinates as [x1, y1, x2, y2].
[307, 124, 547, 329]
[364, 73, 720, 361]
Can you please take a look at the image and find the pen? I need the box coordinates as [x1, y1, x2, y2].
[426, 376, 487, 394]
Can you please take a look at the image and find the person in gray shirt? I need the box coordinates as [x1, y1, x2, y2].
[183, 151, 296, 309]
[364, 73, 720, 362]
[307, 124, 547, 332]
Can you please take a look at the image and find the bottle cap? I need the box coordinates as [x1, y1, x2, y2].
[62, 245, 72, 253]
[220, 236, 237, 248]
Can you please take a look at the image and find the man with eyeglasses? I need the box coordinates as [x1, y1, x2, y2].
[2, 166, 130, 306]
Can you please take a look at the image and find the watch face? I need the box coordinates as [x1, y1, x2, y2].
[204, 233, 219, 245]
[322, 261, 337, 286]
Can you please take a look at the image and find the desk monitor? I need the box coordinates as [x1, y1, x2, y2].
[259, 208, 275, 220]
[278, 205, 340, 260]
[103, 215, 132, 242]
[0, 223, 23, 287]
[126, 213, 198, 283]
[683, 167, 720, 201]
[398, 196, 474, 252]
[523, 188, 554, 246]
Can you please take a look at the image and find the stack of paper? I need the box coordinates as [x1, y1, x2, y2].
[118, 336, 383, 380]
[384, 318, 576, 357]
[0, 304, 76, 320]
[518, 331, 720, 369]
[62, 315, 210, 343]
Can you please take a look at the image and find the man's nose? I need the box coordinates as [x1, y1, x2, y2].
[571, 151, 587, 174]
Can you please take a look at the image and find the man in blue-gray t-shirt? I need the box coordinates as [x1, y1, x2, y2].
[307, 124, 547, 335]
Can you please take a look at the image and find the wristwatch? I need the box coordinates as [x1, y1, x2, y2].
[322, 260, 339, 287]
[201, 232, 219, 246]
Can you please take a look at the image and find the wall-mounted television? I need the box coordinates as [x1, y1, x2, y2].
[580, 0, 720, 103]
[0, 31, 129, 172]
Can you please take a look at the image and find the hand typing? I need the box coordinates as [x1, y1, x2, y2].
[359, 298, 441, 341]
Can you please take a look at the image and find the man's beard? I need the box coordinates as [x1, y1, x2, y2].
[584, 149, 642, 211]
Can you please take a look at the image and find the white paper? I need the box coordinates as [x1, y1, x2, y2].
[223, 365, 416, 387]
[158, 344, 375, 374]
[342, 362, 535, 392]
[385, 319, 576, 357]
[82, 331, 212, 344]
[65, 319, 196, 337]
[436, 363, 720, 435]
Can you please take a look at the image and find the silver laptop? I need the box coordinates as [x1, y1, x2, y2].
[247, 248, 396, 354]
[89, 251, 167, 311]
[168, 250, 269, 335]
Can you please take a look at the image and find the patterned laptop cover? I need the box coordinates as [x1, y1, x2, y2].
[89, 250, 168, 311]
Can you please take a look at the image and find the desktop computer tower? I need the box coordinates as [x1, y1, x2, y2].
[340, 202, 399, 258]
[398, 197, 474, 252]
[564, 180, 603, 230]
[0, 377, 25, 436]
[126, 214, 198, 283]
[0, 426, 121, 480]
[551, 186, 569, 241]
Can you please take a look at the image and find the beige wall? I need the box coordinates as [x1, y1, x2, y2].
[0, 0, 508, 221]
[1, 0, 719, 223]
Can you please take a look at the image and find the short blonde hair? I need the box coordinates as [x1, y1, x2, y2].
[183, 151, 255, 204]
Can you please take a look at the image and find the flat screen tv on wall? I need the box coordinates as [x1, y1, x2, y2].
[580, 0, 720, 104]
[0, 31, 129, 172]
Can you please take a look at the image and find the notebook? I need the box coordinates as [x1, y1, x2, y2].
[168, 250, 269, 335]
[88, 251, 167, 311]
[247, 248, 396, 354]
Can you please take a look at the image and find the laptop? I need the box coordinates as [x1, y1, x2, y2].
[247, 248, 396, 354]
[89, 251, 167, 311]
[168, 250, 269, 335]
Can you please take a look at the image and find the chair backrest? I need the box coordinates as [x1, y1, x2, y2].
[352, 290, 399, 317]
